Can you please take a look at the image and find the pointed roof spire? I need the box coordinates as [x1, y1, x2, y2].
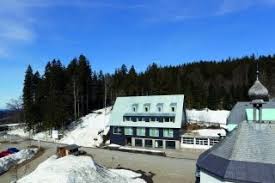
[256, 60, 259, 80]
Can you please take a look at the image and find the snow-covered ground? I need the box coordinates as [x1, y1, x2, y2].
[60, 107, 111, 147]
[191, 129, 226, 137]
[17, 155, 146, 183]
[186, 108, 230, 125]
[8, 108, 111, 147]
[0, 148, 38, 174]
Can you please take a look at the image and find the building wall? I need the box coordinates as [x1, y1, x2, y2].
[200, 171, 233, 183]
[110, 126, 181, 146]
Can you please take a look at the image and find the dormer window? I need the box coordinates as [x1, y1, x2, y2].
[171, 107, 175, 112]
[144, 103, 150, 112]
[157, 103, 163, 112]
[170, 103, 177, 112]
[132, 104, 138, 112]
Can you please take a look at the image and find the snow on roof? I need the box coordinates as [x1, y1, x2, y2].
[109, 95, 185, 128]
[17, 155, 146, 183]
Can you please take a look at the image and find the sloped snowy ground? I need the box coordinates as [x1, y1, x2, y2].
[0, 148, 38, 174]
[59, 107, 111, 147]
[17, 155, 146, 183]
[8, 108, 111, 147]
[186, 108, 230, 125]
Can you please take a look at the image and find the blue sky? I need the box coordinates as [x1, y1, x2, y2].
[1, 0, 275, 109]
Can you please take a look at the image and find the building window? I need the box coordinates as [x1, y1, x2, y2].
[151, 117, 155, 122]
[124, 127, 133, 136]
[210, 138, 220, 146]
[171, 107, 175, 112]
[163, 129, 174, 138]
[149, 128, 159, 137]
[136, 128, 146, 136]
[145, 117, 150, 122]
[132, 104, 138, 112]
[165, 117, 169, 122]
[135, 139, 142, 147]
[157, 103, 163, 112]
[182, 137, 194, 144]
[113, 127, 122, 135]
[132, 117, 137, 122]
[169, 117, 175, 122]
[166, 141, 176, 149]
[155, 140, 163, 148]
[145, 139, 153, 147]
[196, 138, 208, 145]
[144, 104, 150, 112]
[170, 103, 177, 112]
[158, 117, 164, 123]
[138, 117, 142, 121]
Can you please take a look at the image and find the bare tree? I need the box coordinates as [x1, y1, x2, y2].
[6, 97, 23, 123]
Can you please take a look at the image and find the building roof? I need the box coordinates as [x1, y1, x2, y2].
[227, 101, 275, 125]
[109, 95, 185, 128]
[248, 79, 269, 100]
[197, 121, 275, 183]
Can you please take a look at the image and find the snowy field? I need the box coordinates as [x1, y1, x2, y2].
[0, 148, 38, 174]
[17, 155, 146, 183]
[186, 108, 230, 125]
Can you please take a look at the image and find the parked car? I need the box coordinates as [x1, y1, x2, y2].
[0, 150, 11, 158]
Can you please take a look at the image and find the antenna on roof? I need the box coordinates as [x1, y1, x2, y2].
[256, 59, 259, 81]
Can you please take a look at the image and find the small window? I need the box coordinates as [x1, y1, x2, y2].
[144, 104, 150, 112]
[158, 107, 161, 112]
[136, 128, 146, 136]
[124, 127, 133, 136]
[170, 103, 177, 112]
[149, 128, 159, 137]
[159, 117, 164, 123]
[165, 117, 169, 122]
[171, 107, 175, 112]
[113, 127, 122, 135]
[132, 104, 138, 112]
[163, 129, 174, 137]
[182, 137, 194, 144]
[145, 117, 149, 122]
[138, 117, 142, 121]
[132, 117, 137, 122]
[196, 138, 208, 145]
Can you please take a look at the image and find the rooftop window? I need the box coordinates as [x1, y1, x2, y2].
[144, 103, 150, 112]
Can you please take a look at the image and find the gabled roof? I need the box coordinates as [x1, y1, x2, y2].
[197, 121, 275, 183]
[109, 95, 185, 128]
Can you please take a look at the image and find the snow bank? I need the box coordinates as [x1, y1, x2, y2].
[18, 155, 146, 183]
[186, 109, 230, 124]
[0, 148, 38, 174]
[193, 129, 226, 137]
[59, 107, 111, 147]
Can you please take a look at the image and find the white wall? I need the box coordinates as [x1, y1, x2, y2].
[200, 171, 233, 183]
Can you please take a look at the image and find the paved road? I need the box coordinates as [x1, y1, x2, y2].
[0, 136, 201, 183]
